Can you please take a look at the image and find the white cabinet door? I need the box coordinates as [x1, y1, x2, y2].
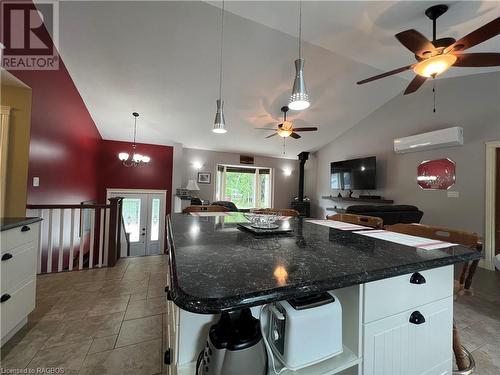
[363, 297, 452, 375]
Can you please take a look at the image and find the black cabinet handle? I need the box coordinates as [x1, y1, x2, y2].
[409, 311, 426, 325]
[1, 294, 11, 303]
[1, 253, 13, 261]
[164, 348, 172, 365]
[21, 225, 31, 232]
[410, 272, 426, 285]
[165, 287, 172, 300]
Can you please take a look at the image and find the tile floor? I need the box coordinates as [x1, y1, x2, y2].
[1, 256, 498, 375]
[1, 255, 169, 375]
[454, 266, 500, 375]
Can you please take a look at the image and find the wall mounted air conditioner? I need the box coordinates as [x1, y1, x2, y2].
[394, 126, 463, 153]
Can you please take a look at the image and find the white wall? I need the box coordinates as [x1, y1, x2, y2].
[313, 72, 500, 236]
[176, 148, 301, 209]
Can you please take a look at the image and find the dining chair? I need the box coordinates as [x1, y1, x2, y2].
[183, 205, 230, 213]
[385, 223, 482, 373]
[251, 208, 300, 217]
[326, 213, 383, 229]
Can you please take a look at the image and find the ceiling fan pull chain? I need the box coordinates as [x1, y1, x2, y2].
[432, 79, 436, 113]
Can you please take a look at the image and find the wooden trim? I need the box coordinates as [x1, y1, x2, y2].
[484, 140, 500, 270]
[0, 106, 11, 217]
[27, 204, 110, 209]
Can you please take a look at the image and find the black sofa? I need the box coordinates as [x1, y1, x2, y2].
[211, 201, 239, 212]
[346, 205, 423, 226]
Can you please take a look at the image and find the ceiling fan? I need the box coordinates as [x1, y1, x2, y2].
[357, 5, 500, 95]
[259, 106, 318, 139]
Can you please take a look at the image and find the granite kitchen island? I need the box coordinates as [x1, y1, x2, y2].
[165, 213, 480, 375]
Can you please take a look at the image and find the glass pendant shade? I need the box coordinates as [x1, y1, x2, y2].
[413, 54, 457, 78]
[212, 99, 227, 134]
[277, 121, 293, 137]
[289, 58, 310, 110]
[118, 152, 129, 161]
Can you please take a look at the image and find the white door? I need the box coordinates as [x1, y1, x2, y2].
[109, 191, 165, 257]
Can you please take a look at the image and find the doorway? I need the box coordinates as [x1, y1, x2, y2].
[107, 189, 166, 257]
[485, 141, 500, 271]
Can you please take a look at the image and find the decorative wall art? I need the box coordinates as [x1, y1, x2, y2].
[197, 172, 211, 184]
[417, 158, 456, 190]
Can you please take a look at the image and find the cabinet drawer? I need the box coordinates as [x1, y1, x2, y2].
[1, 223, 39, 251]
[364, 265, 453, 323]
[1, 279, 36, 339]
[1, 241, 37, 293]
[363, 297, 453, 375]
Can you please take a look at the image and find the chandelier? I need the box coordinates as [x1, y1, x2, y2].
[117, 112, 151, 167]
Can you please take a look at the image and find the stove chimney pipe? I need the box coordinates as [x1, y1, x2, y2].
[297, 152, 309, 202]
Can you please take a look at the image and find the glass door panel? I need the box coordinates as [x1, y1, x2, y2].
[109, 191, 166, 257]
[122, 198, 142, 242]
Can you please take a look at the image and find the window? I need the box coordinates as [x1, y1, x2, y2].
[150, 198, 160, 241]
[122, 198, 141, 242]
[215, 165, 273, 209]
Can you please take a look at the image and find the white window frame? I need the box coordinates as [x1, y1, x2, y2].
[215, 164, 274, 208]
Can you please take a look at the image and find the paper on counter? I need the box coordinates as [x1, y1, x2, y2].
[189, 212, 231, 217]
[306, 219, 371, 231]
[355, 230, 457, 250]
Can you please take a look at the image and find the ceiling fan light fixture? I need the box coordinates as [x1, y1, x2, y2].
[277, 128, 293, 138]
[413, 54, 457, 78]
[212, 99, 227, 134]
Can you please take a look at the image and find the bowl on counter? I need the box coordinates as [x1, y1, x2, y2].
[243, 212, 281, 229]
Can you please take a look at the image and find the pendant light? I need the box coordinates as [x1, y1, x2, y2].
[117, 112, 151, 167]
[288, 0, 310, 111]
[212, 0, 227, 134]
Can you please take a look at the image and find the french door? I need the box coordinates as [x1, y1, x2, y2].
[108, 190, 166, 257]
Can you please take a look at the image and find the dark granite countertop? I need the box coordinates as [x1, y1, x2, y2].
[0, 217, 42, 231]
[167, 213, 480, 314]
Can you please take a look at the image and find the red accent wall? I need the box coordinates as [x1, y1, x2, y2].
[98, 140, 174, 213]
[7, 63, 102, 206]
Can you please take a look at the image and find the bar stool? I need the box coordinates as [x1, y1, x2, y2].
[326, 213, 383, 229]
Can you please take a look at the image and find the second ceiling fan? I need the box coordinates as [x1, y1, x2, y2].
[357, 5, 500, 95]
[262, 106, 318, 139]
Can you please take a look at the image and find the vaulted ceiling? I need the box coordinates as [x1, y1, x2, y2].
[56, 1, 500, 158]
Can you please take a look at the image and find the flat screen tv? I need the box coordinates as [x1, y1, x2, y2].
[330, 156, 376, 190]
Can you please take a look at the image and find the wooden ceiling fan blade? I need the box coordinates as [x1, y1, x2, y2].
[395, 29, 436, 58]
[357, 65, 414, 85]
[293, 127, 318, 132]
[404, 75, 427, 95]
[265, 132, 277, 139]
[445, 17, 500, 53]
[454, 53, 500, 67]
[289, 132, 301, 139]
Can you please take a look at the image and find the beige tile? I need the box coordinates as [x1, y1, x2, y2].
[27, 340, 91, 374]
[124, 297, 166, 320]
[130, 292, 148, 302]
[88, 335, 118, 355]
[472, 343, 500, 375]
[147, 284, 166, 299]
[0, 321, 59, 370]
[122, 270, 150, 281]
[79, 339, 161, 375]
[42, 312, 124, 349]
[87, 295, 130, 317]
[116, 315, 162, 348]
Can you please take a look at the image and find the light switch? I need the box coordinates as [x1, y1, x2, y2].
[33, 177, 39, 187]
[447, 191, 459, 198]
